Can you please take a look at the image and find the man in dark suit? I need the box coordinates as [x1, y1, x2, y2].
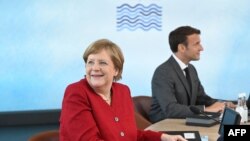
[149, 26, 235, 123]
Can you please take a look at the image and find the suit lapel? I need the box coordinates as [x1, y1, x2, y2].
[169, 57, 192, 98]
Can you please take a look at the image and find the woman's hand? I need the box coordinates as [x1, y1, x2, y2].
[161, 133, 187, 141]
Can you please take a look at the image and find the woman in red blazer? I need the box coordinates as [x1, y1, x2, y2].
[59, 39, 186, 141]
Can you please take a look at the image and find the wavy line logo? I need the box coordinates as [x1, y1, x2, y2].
[116, 4, 162, 31]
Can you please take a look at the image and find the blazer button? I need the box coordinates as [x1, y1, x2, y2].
[120, 131, 125, 137]
[114, 117, 119, 122]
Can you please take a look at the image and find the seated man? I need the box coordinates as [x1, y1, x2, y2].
[149, 26, 235, 123]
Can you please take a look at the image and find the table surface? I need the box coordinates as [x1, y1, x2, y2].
[145, 119, 220, 141]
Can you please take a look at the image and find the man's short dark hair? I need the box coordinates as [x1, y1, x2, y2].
[169, 26, 200, 53]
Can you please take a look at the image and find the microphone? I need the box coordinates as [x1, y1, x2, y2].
[190, 106, 221, 123]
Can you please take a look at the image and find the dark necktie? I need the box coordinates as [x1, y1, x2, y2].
[184, 67, 192, 93]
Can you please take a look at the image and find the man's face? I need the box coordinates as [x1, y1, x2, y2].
[184, 34, 203, 61]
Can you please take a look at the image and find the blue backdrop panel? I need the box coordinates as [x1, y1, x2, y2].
[0, 0, 250, 111]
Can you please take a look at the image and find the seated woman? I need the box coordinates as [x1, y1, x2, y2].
[59, 39, 186, 141]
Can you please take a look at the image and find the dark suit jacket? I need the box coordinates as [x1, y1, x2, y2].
[149, 56, 217, 123]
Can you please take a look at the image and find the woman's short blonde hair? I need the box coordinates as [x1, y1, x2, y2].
[83, 39, 124, 81]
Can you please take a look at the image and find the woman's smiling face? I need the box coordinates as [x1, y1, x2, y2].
[85, 49, 118, 90]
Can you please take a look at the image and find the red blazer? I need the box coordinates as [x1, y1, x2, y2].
[60, 79, 161, 141]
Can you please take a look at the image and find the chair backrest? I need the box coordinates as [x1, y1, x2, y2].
[134, 111, 152, 130]
[132, 96, 152, 121]
[28, 130, 59, 141]
[132, 96, 152, 129]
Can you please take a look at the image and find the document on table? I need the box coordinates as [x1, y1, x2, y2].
[201, 135, 208, 141]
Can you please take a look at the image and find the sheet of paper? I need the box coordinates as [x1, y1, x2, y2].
[184, 133, 195, 139]
[201, 135, 208, 141]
